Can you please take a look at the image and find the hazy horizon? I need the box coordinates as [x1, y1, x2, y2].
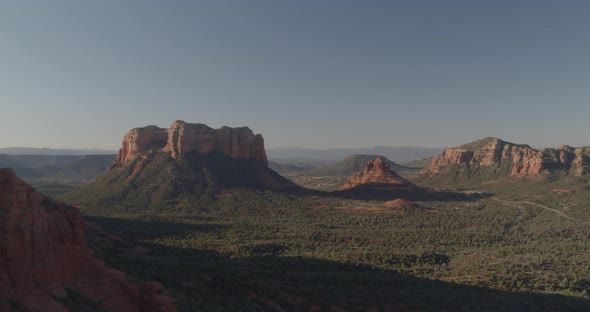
[2, 0, 589, 150]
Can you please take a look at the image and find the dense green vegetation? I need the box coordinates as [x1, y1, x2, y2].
[61, 152, 216, 213]
[286, 174, 348, 191]
[268, 160, 317, 174]
[0, 153, 114, 180]
[412, 163, 518, 187]
[34, 183, 79, 196]
[59, 168, 590, 311]
[0, 153, 115, 195]
[60, 152, 296, 214]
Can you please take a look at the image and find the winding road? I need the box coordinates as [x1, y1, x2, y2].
[491, 198, 581, 222]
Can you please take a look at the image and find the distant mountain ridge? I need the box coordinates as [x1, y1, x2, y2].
[267, 146, 444, 162]
[268, 161, 317, 174]
[1, 146, 442, 161]
[0, 154, 116, 180]
[0, 147, 117, 155]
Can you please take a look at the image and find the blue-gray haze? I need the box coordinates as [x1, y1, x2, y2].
[1, 0, 589, 149]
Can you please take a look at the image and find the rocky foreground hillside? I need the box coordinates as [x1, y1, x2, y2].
[0, 168, 176, 312]
[420, 137, 590, 179]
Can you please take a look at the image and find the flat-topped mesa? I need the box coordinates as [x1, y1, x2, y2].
[339, 157, 414, 190]
[165, 120, 267, 164]
[0, 168, 177, 312]
[114, 120, 268, 166]
[422, 137, 590, 176]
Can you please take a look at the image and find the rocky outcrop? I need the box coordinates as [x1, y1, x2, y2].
[114, 120, 267, 167]
[0, 168, 177, 312]
[384, 199, 415, 209]
[573, 147, 590, 176]
[339, 157, 415, 190]
[116, 125, 168, 164]
[422, 137, 590, 177]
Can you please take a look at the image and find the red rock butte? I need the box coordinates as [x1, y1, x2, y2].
[0, 168, 177, 312]
[115, 120, 267, 166]
[339, 157, 415, 190]
[422, 137, 590, 176]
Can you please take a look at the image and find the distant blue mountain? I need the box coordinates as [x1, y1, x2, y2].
[267, 146, 443, 162]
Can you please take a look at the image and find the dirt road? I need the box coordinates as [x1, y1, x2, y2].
[491, 198, 580, 222]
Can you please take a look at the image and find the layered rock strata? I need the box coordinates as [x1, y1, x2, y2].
[114, 120, 267, 166]
[423, 137, 590, 176]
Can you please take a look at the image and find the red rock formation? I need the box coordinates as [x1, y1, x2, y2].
[574, 147, 590, 176]
[422, 137, 590, 177]
[165, 120, 267, 164]
[511, 151, 544, 175]
[0, 168, 177, 312]
[115, 125, 168, 164]
[559, 145, 575, 164]
[384, 199, 415, 209]
[339, 157, 414, 190]
[114, 120, 267, 167]
[427, 149, 474, 173]
[426, 137, 536, 174]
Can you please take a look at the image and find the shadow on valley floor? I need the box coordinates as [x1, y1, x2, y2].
[321, 184, 492, 202]
[87, 216, 225, 241]
[88, 216, 590, 312]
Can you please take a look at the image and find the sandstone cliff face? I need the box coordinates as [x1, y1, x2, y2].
[116, 125, 168, 164]
[423, 137, 590, 177]
[340, 157, 414, 190]
[114, 120, 267, 166]
[0, 168, 177, 312]
[573, 147, 590, 176]
[427, 149, 475, 173]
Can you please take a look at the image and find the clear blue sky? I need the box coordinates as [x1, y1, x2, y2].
[1, 0, 589, 149]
